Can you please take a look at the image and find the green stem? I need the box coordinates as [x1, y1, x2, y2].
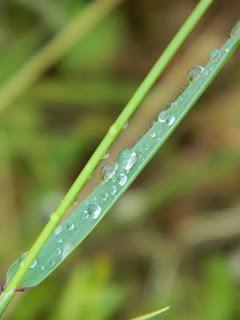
[0, 0, 215, 316]
[0, 0, 122, 113]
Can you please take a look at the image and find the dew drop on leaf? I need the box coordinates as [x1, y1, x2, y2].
[30, 259, 37, 269]
[118, 172, 128, 186]
[209, 48, 221, 62]
[67, 222, 75, 231]
[56, 248, 62, 255]
[100, 162, 118, 181]
[187, 65, 206, 82]
[54, 225, 62, 235]
[117, 149, 137, 171]
[110, 185, 117, 195]
[88, 203, 102, 219]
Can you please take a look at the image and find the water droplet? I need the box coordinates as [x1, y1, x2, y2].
[118, 172, 128, 186]
[102, 152, 109, 160]
[62, 243, 73, 259]
[187, 66, 206, 82]
[110, 185, 117, 195]
[88, 203, 102, 219]
[30, 259, 37, 269]
[150, 132, 156, 139]
[117, 149, 137, 171]
[158, 109, 176, 126]
[73, 201, 78, 206]
[57, 238, 63, 244]
[41, 266, 45, 272]
[54, 225, 62, 235]
[209, 48, 221, 62]
[82, 210, 89, 220]
[158, 110, 169, 123]
[101, 192, 109, 201]
[50, 212, 58, 222]
[231, 21, 240, 37]
[167, 115, 176, 126]
[100, 162, 118, 181]
[67, 222, 75, 231]
[123, 122, 128, 129]
[56, 248, 62, 255]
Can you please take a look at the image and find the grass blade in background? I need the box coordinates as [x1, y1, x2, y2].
[4, 20, 240, 293]
[131, 306, 170, 320]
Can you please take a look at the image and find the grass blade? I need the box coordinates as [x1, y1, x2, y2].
[4, 22, 240, 289]
[131, 306, 170, 320]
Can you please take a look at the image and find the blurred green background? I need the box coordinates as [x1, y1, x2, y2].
[0, 0, 240, 319]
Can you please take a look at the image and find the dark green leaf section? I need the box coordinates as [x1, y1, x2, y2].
[6, 24, 240, 288]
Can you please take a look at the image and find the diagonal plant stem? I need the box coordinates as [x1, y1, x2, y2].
[0, 0, 123, 113]
[0, 0, 215, 315]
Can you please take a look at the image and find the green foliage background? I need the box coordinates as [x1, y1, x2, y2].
[0, 0, 239, 319]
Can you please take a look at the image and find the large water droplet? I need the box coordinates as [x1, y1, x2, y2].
[88, 203, 102, 219]
[187, 66, 206, 82]
[100, 162, 118, 181]
[209, 48, 221, 62]
[30, 259, 37, 269]
[117, 149, 137, 171]
[231, 21, 240, 37]
[118, 172, 128, 186]
[67, 222, 75, 231]
[62, 243, 73, 259]
[41, 266, 45, 272]
[54, 225, 62, 235]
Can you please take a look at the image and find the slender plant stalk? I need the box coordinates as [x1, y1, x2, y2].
[0, 0, 122, 113]
[0, 0, 214, 315]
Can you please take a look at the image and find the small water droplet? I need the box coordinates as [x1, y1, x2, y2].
[54, 225, 62, 235]
[167, 115, 176, 126]
[30, 259, 37, 269]
[231, 21, 240, 37]
[82, 210, 89, 220]
[41, 266, 45, 272]
[150, 132, 156, 139]
[118, 172, 128, 186]
[102, 152, 109, 160]
[73, 201, 78, 206]
[110, 185, 117, 195]
[88, 203, 102, 219]
[57, 238, 63, 244]
[67, 222, 75, 231]
[158, 110, 169, 123]
[62, 243, 73, 259]
[117, 149, 137, 171]
[187, 65, 205, 82]
[209, 48, 221, 62]
[100, 162, 118, 181]
[101, 192, 109, 201]
[56, 248, 62, 255]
